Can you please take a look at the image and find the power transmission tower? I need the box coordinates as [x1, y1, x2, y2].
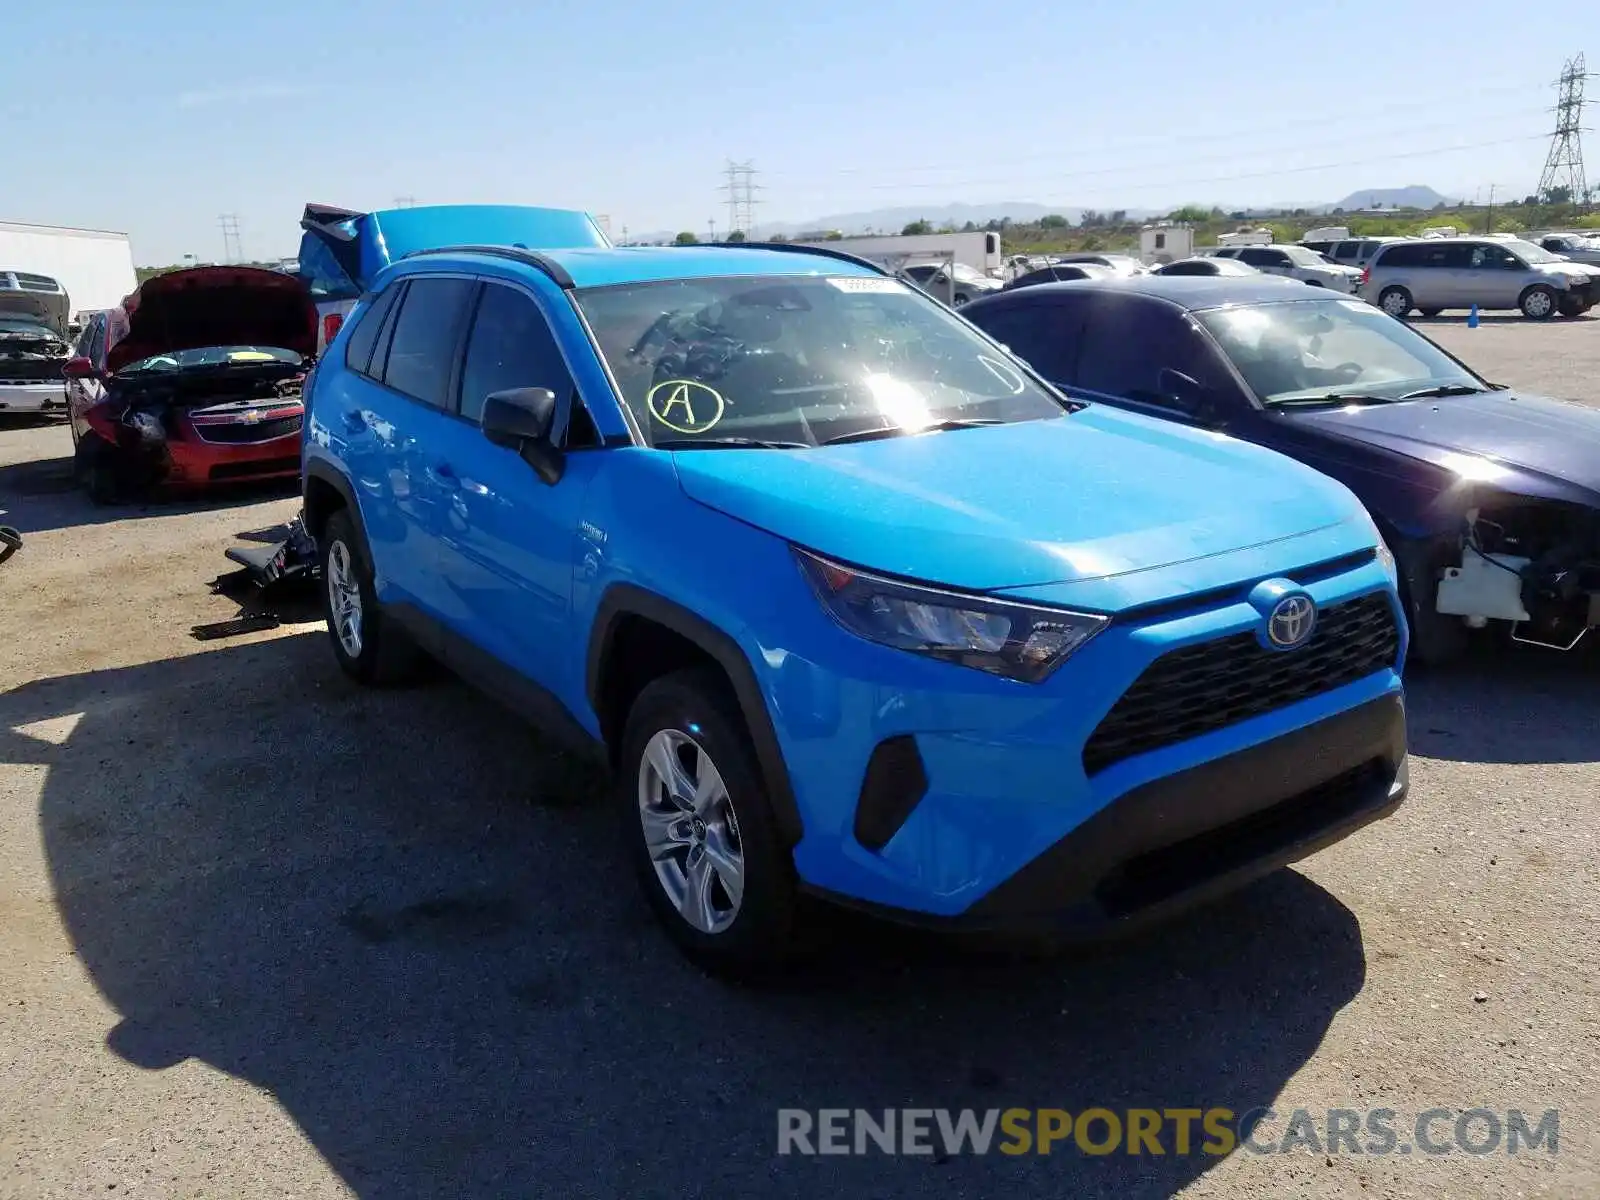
[218, 213, 243, 263]
[719, 160, 761, 237]
[1537, 54, 1592, 205]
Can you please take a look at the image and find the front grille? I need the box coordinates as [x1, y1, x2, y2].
[0, 359, 65, 383]
[1083, 592, 1399, 776]
[191, 415, 302, 444]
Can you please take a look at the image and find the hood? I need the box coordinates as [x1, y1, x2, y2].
[106, 266, 317, 374]
[671, 408, 1368, 597]
[0, 290, 69, 340]
[1286, 389, 1600, 503]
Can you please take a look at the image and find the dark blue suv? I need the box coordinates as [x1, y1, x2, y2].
[303, 238, 1409, 969]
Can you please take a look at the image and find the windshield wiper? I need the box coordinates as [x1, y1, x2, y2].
[1397, 383, 1489, 399]
[1265, 392, 1401, 409]
[653, 437, 810, 450]
[820, 418, 1007, 446]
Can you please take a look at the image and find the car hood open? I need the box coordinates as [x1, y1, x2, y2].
[0, 291, 69, 340]
[106, 266, 317, 374]
[671, 406, 1369, 599]
[1286, 389, 1600, 504]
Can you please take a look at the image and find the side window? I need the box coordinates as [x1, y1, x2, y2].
[380, 277, 475, 408]
[343, 283, 401, 376]
[1333, 241, 1359, 261]
[969, 299, 1086, 385]
[457, 282, 578, 427]
[88, 314, 108, 365]
[1078, 297, 1224, 411]
[1237, 248, 1273, 267]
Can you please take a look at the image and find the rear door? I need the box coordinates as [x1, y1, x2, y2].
[327, 274, 475, 612]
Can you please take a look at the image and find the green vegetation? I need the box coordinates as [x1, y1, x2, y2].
[895, 201, 1600, 256]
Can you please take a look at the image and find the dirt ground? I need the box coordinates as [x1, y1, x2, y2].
[1, 316, 1597, 1198]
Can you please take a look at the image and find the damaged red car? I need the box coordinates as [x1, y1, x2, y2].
[63, 266, 316, 503]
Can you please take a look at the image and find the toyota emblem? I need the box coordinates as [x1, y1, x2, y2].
[1266, 594, 1316, 650]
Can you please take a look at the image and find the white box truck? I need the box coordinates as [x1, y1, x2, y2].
[0, 221, 138, 320]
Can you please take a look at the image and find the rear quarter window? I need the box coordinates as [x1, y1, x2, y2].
[343, 284, 402, 375]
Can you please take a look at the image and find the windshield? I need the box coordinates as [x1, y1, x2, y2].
[0, 318, 62, 340]
[1505, 239, 1564, 265]
[1280, 246, 1332, 268]
[120, 345, 304, 373]
[574, 274, 1067, 447]
[949, 263, 989, 283]
[1198, 298, 1483, 405]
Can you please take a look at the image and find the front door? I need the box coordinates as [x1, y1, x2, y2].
[426, 278, 602, 710]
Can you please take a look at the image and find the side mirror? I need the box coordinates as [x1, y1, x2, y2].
[63, 356, 99, 380]
[1157, 368, 1221, 424]
[481, 387, 563, 485]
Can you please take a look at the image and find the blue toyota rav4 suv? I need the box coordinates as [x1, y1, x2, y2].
[302, 239, 1410, 968]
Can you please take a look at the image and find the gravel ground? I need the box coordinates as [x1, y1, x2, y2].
[1, 318, 1597, 1200]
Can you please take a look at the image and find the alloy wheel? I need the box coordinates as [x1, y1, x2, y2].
[637, 728, 745, 934]
[326, 540, 364, 658]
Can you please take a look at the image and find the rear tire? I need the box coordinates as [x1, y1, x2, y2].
[1418, 307, 1443, 318]
[1378, 287, 1413, 318]
[319, 509, 421, 685]
[1519, 285, 1558, 320]
[618, 667, 801, 974]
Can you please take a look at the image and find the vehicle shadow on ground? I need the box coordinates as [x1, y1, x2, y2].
[1409, 313, 1597, 327]
[0, 450, 298, 534]
[6, 632, 1368, 1199]
[1405, 635, 1600, 765]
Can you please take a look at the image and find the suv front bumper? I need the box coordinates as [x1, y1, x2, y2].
[842, 693, 1407, 939]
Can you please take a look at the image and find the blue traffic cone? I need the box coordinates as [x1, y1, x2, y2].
[1467, 304, 1479, 328]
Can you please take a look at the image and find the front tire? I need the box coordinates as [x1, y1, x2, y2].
[319, 509, 421, 685]
[619, 668, 800, 972]
[1378, 286, 1413, 318]
[1519, 285, 1557, 320]
[73, 434, 120, 506]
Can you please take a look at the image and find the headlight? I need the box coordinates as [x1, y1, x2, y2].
[794, 547, 1107, 682]
[1354, 508, 1398, 582]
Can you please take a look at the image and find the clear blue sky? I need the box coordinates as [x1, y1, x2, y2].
[2, 0, 1589, 264]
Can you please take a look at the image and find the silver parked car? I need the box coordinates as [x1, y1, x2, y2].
[1361, 236, 1600, 319]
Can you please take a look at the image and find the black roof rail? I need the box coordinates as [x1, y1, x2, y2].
[695, 241, 891, 277]
[397, 244, 576, 289]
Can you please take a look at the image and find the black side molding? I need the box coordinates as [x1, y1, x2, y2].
[387, 603, 606, 765]
[587, 585, 804, 846]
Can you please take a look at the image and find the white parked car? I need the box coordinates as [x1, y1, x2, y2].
[0, 270, 72, 414]
[1210, 244, 1364, 292]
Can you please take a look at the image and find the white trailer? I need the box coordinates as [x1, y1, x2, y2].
[0, 221, 138, 319]
[1139, 223, 1193, 264]
[794, 231, 1003, 275]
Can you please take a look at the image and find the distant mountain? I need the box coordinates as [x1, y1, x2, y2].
[1330, 185, 1458, 212]
[754, 202, 1096, 237]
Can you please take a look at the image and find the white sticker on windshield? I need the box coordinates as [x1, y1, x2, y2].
[825, 276, 906, 294]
